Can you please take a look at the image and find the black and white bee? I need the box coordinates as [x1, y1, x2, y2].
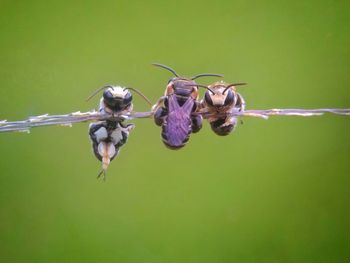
[1, 65, 350, 180]
[87, 85, 151, 179]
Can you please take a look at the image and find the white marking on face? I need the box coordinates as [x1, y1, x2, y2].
[211, 87, 226, 106]
[108, 86, 128, 98]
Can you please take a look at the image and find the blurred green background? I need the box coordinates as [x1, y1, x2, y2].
[0, 0, 350, 262]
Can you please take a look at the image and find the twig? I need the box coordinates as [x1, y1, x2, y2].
[239, 108, 350, 119]
[199, 108, 350, 120]
[0, 110, 153, 133]
[1, 108, 350, 134]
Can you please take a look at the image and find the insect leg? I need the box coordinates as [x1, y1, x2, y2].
[151, 96, 167, 112]
[97, 169, 106, 180]
[114, 123, 135, 148]
[191, 115, 202, 133]
[154, 107, 167, 126]
[236, 93, 246, 112]
[210, 117, 237, 136]
[153, 95, 167, 126]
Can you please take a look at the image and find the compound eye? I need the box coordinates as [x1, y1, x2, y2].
[224, 90, 235, 106]
[103, 89, 132, 110]
[167, 77, 176, 84]
[103, 90, 113, 100]
[204, 91, 214, 106]
[123, 92, 132, 106]
[103, 90, 116, 106]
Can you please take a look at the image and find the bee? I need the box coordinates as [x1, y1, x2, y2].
[198, 81, 247, 136]
[152, 63, 223, 149]
[87, 85, 151, 179]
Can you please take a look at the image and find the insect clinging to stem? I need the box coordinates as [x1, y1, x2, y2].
[151, 63, 223, 149]
[1, 63, 350, 180]
[196, 80, 247, 136]
[87, 85, 152, 179]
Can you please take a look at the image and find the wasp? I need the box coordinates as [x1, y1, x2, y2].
[87, 85, 151, 179]
[151, 63, 223, 149]
[197, 81, 247, 136]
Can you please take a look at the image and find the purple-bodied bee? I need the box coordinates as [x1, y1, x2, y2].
[198, 81, 247, 136]
[152, 63, 223, 149]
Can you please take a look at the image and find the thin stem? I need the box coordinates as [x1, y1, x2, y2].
[1, 108, 350, 133]
[0, 110, 153, 133]
[200, 108, 350, 120]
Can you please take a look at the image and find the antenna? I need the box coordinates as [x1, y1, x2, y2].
[152, 63, 179, 77]
[123, 87, 152, 106]
[223, 83, 247, 94]
[191, 73, 223, 80]
[86, 85, 113, 102]
[184, 84, 215, 95]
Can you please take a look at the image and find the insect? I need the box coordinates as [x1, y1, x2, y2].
[197, 81, 247, 136]
[1, 64, 350, 181]
[87, 85, 151, 179]
[151, 63, 223, 149]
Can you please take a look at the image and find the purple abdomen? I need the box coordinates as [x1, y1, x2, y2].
[162, 95, 194, 150]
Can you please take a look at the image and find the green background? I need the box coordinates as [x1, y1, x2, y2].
[0, 1, 350, 262]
